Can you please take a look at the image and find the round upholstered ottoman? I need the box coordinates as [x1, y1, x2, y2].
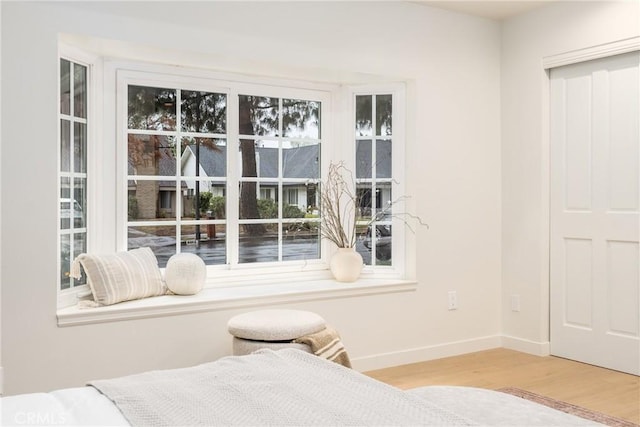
[228, 309, 326, 355]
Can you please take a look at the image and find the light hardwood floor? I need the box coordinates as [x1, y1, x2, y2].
[365, 348, 640, 424]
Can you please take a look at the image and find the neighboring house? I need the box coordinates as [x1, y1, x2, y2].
[128, 147, 187, 219]
[179, 142, 392, 215]
[180, 143, 322, 212]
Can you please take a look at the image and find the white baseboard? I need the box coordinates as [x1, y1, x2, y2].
[351, 335, 552, 372]
[351, 335, 502, 372]
[501, 335, 550, 356]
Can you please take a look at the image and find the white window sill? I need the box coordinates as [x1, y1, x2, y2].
[56, 278, 417, 327]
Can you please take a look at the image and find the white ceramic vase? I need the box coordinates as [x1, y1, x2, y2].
[330, 247, 363, 282]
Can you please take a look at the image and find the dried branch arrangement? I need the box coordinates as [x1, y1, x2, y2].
[319, 161, 429, 249]
[319, 162, 359, 248]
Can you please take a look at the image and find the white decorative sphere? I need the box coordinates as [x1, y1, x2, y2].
[165, 253, 206, 295]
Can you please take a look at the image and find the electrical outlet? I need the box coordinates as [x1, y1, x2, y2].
[448, 291, 458, 310]
[511, 294, 521, 312]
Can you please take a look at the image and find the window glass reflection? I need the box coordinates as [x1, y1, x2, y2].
[74, 122, 86, 173]
[180, 225, 226, 266]
[181, 138, 226, 177]
[355, 95, 373, 137]
[60, 60, 70, 115]
[376, 94, 392, 136]
[60, 119, 70, 172]
[127, 225, 176, 268]
[128, 135, 176, 177]
[282, 142, 319, 179]
[283, 99, 320, 139]
[376, 139, 392, 179]
[181, 91, 227, 133]
[128, 86, 176, 131]
[239, 95, 279, 136]
[283, 223, 320, 261]
[73, 63, 87, 119]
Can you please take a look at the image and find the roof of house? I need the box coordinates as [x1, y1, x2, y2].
[355, 139, 392, 179]
[128, 149, 186, 189]
[129, 140, 393, 185]
[183, 143, 321, 180]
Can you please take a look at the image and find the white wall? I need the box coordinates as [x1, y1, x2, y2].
[1, 1, 502, 394]
[501, 1, 640, 351]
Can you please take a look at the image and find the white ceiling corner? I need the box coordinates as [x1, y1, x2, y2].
[411, 1, 557, 21]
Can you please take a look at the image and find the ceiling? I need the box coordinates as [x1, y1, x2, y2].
[414, 1, 556, 20]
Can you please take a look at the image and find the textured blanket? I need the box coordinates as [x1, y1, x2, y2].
[89, 349, 475, 426]
[294, 325, 352, 368]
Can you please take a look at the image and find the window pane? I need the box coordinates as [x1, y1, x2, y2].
[282, 183, 307, 218]
[180, 225, 226, 266]
[181, 90, 227, 133]
[128, 85, 176, 131]
[282, 141, 319, 179]
[128, 134, 176, 176]
[73, 63, 87, 118]
[74, 122, 86, 173]
[239, 140, 276, 178]
[364, 224, 392, 266]
[181, 138, 226, 177]
[60, 177, 71, 199]
[356, 184, 373, 219]
[128, 181, 175, 221]
[238, 95, 279, 136]
[127, 225, 176, 268]
[304, 182, 319, 214]
[376, 139, 392, 179]
[60, 177, 71, 229]
[74, 177, 87, 228]
[181, 180, 224, 220]
[60, 60, 70, 115]
[73, 233, 87, 286]
[60, 200, 71, 230]
[356, 95, 373, 137]
[376, 94, 392, 136]
[356, 139, 372, 179]
[239, 233, 278, 264]
[283, 222, 320, 261]
[283, 99, 320, 139]
[239, 184, 278, 219]
[376, 185, 393, 216]
[60, 119, 70, 172]
[60, 234, 72, 290]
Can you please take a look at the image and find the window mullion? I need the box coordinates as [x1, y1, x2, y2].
[227, 91, 240, 266]
[176, 89, 183, 255]
[371, 95, 378, 265]
[278, 97, 283, 261]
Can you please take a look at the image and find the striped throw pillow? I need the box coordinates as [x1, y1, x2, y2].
[71, 247, 167, 306]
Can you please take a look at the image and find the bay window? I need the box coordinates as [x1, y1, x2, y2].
[58, 52, 407, 313]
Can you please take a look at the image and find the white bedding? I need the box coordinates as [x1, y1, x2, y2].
[1, 349, 603, 427]
[1, 387, 128, 426]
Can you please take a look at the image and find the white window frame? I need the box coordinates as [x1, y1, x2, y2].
[115, 66, 334, 279]
[350, 84, 407, 277]
[57, 45, 103, 308]
[57, 52, 412, 317]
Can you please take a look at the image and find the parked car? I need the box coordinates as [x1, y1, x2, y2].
[363, 219, 392, 261]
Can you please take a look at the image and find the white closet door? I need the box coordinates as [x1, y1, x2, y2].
[550, 51, 640, 375]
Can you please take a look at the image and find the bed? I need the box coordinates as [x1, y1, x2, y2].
[1, 349, 603, 426]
